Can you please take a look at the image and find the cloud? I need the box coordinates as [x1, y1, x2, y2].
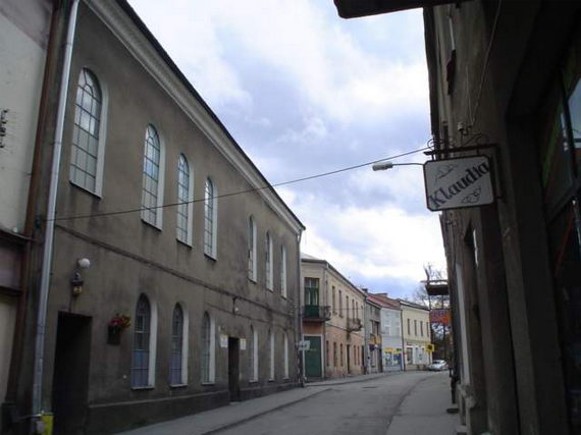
[280, 186, 445, 289]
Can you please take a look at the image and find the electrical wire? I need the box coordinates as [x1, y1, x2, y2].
[52, 146, 430, 222]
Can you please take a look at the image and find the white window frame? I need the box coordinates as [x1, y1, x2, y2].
[280, 245, 287, 298]
[248, 216, 257, 281]
[204, 178, 218, 258]
[141, 124, 165, 229]
[176, 154, 194, 246]
[283, 332, 289, 379]
[131, 294, 158, 389]
[265, 232, 273, 291]
[69, 68, 108, 196]
[269, 329, 275, 380]
[201, 312, 216, 384]
[250, 325, 258, 382]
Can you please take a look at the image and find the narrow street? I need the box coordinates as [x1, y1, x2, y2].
[119, 372, 459, 435]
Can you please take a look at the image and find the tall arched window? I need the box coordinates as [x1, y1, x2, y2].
[280, 245, 287, 297]
[142, 125, 164, 227]
[265, 232, 273, 290]
[248, 217, 257, 281]
[269, 329, 275, 380]
[177, 154, 193, 245]
[201, 312, 214, 383]
[169, 304, 185, 385]
[204, 178, 217, 258]
[249, 325, 258, 381]
[283, 332, 289, 379]
[132, 295, 151, 387]
[70, 68, 106, 194]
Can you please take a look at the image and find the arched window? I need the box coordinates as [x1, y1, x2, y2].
[280, 245, 287, 297]
[132, 295, 151, 387]
[201, 312, 214, 383]
[70, 68, 106, 194]
[141, 125, 164, 227]
[169, 304, 185, 385]
[265, 232, 273, 290]
[249, 325, 258, 381]
[204, 178, 217, 258]
[269, 329, 275, 380]
[283, 332, 289, 379]
[248, 217, 257, 281]
[177, 154, 193, 245]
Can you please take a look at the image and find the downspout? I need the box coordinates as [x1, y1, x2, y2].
[296, 233, 304, 386]
[32, 0, 80, 424]
[3, 0, 62, 417]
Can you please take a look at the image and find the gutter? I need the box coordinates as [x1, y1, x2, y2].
[32, 0, 80, 426]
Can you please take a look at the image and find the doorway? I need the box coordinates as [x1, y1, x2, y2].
[52, 312, 92, 435]
[346, 344, 351, 373]
[228, 337, 240, 401]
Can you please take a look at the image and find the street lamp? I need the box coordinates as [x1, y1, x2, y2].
[372, 161, 424, 171]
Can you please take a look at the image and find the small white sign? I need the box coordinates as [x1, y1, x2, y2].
[297, 340, 311, 351]
[220, 334, 228, 349]
[423, 156, 494, 211]
[240, 338, 246, 351]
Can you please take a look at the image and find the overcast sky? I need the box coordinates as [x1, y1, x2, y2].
[127, 0, 446, 299]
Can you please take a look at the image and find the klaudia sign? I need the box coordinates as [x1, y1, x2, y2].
[423, 156, 494, 211]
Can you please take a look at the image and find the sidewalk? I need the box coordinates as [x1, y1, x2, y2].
[118, 372, 459, 435]
[386, 372, 460, 435]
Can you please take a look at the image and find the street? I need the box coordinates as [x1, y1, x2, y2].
[119, 372, 458, 435]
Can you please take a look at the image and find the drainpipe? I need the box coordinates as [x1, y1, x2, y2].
[296, 234, 304, 386]
[32, 0, 80, 426]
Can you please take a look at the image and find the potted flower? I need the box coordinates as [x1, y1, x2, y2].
[107, 313, 131, 345]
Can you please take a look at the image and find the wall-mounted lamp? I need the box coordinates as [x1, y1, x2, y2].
[232, 296, 239, 315]
[372, 161, 424, 171]
[71, 257, 91, 296]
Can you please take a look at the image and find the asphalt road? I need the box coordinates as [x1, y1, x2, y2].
[216, 371, 442, 435]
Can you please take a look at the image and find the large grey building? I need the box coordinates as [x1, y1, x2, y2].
[5, 1, 304, 433]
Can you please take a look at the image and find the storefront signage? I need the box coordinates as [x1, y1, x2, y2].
[423, 156, 494, 211]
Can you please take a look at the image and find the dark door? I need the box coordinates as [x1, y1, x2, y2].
[228, 337, 240, 401]
[304, 336, 322, 378]
[52, 312, 92, 435]
[346, 344, 351, 373]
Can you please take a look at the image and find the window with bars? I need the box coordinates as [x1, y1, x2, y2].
[204, 178, 217, 258]
[141, 125, 162, 226]
[249, 326, 258, 381]
[269, 329, 275, 380]
[280, 245, 287, 297]
[201, 312, 212, 383]
[176, 154, 192, 245]
[132, 295, 151, 387]
[169, 304, 184, 385]
[70, 68, 103, 193]
[248, 217, 256, 281]
[265, 232, 273, 290]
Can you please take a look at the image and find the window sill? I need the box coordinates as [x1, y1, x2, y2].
[204, 252, 217, 262]
[176, 238, 192, 249]
[248, 379, 258, 384]
[131, 386, 154, 391]
[201, 382, 215, 386]
[169, 383, 188, 389]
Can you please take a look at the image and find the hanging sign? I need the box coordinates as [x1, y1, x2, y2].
[423, 156, 494, 211]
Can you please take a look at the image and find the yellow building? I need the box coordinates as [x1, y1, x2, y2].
[400, 300, 431, 370]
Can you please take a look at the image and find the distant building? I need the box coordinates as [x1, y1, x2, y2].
[399, 300, 431, 370]
[367, 293, 403, 372]
[365, 296, 382, 373]
[300, 255, 365, 380]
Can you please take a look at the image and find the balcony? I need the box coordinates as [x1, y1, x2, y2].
[346, 318, 362, 332]
[302, 305, 331, 322]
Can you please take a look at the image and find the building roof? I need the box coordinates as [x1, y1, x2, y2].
[398, 299, 430, 312]
[367, 293, 401, 310]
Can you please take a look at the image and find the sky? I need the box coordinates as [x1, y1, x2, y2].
[127, 0, 446, 299]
